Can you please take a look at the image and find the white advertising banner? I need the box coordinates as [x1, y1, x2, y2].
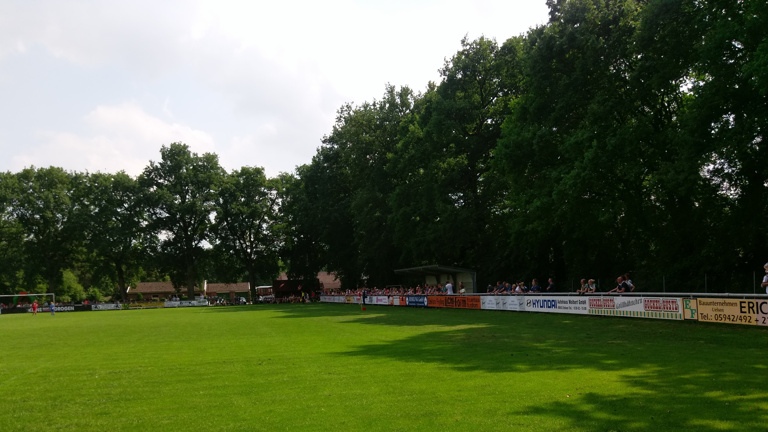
[369, 296, 389, 305]
[501, 296, 524, 312]
[91, 303, 122, 311]
[480, 295, 524, 311]
[522, 296, 589, 315]
[165, 299, 209, 308]
[588, 296, 683, 320]
[321, 295, 346, 303]
[480, 296, 496, 310]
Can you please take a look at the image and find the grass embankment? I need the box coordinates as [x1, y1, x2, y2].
[1, 304, 766, 431]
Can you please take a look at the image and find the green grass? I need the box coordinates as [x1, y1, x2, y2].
[1, 304, 767, 431]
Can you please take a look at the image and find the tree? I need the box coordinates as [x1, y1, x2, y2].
[389, 36, 518, 279]
[140, 143, 224, 298]
[321, 85, 418, 287]
[7, 167, 79, 294]
[496, 0, 650, 281]
[213, 166, 281, 300]
[682, 0, 768, 274]
[77, 172, 149, 301]
[277, 170, 325, 286]
[0, 172, 24, 294]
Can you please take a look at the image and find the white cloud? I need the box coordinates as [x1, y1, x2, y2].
[0, 1, 198, 76]
[0, 0, 549, 178]
[14, 102, 216, 176]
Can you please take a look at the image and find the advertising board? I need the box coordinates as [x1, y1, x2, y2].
[696, 298, 768, 326]
[370, 296, 389, 306]
[588, 296, 683, 320]
[480, 295, 524, 311]
[457, 296, 482, 309]
[524, 296, 589, 315]
[428, 296, 446, 308]
[405, 295, 428, 307]
[165, 299, 209, 308]
[91, 303, 122, 311]
[320, 295, 345, 303]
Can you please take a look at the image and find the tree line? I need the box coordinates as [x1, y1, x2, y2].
[285, 0, 768, 292]
[1, 0, 766, 299]
[0, 144, 281, 301]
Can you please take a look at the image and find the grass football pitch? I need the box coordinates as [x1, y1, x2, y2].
[1, 303, 767, 431]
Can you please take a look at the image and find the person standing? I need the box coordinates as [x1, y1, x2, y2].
[623, 273, 635, 292]
[445, 280, 454, 295]
[32, 300, 38, 316]
[50, 302, 55, 316]
[545, 277, 555, 293]
[762, 262, 768, 294]
[530, 279, 541, 293]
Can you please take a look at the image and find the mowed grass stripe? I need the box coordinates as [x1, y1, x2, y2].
[1, 304, 766, 431]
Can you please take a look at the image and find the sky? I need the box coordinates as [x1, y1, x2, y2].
[0, 0, 549, 178]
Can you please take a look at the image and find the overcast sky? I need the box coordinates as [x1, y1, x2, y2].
[0, 0, 549, 178]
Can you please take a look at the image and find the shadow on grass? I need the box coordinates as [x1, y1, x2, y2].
[269, 303, 768, 431]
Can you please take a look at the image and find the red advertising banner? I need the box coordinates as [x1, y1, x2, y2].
[465, 296, 482, 309]
[428, 296, 446, 308]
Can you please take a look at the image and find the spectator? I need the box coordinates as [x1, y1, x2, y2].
[609, 276, 629, 293]
[762, 262, 768, 294]
[530, 279, 541, 293]
[623, 273, 635, 292]
[586, 279, 597, 293]
[577, 278, 588, 294]
[545, 278, 555, 292]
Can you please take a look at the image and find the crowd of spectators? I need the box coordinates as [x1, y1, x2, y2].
[484, 277, 558, 294]
[322, 273, 637, 297]
[325, 281, 469, 297]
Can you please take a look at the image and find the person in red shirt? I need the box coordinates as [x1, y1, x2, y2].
[32, 300, 38, 316]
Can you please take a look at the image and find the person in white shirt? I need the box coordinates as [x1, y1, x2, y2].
[445, 280, 454, 295]
[762, 262, 768, 294]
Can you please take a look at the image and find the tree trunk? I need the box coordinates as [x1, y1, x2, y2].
[116, 262, 128, 302]
[186, 264, 196, 299]
[248, 268, 259, 303]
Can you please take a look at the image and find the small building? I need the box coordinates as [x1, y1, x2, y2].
[206, 282, 251, 302]
[126, 281, 199, 301]
[318, 272, 341, 292]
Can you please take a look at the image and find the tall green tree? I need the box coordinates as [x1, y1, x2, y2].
[277, 170, 325, 286]
[497, 0, 650, 282]
[0, 172, 24, 295]
[213, 166, 281, 300]
[8, 167, 79, 294]
[77, 172, 149, 301]
[140, 143, 224, 298]
[298, 145, 360, 289]
[683, 0, 768, 274]
[321, 85, 417, 287]
[389, 36, 519, 279]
